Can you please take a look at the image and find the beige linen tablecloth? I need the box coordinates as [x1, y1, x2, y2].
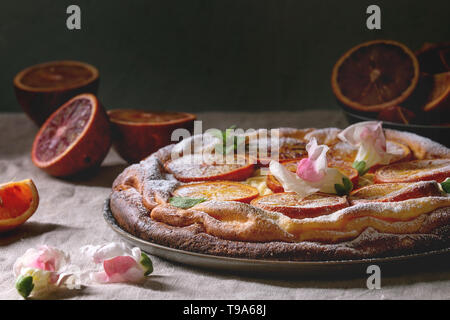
[1, 111, 449, 300]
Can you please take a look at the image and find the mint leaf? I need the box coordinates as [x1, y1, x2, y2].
[334, 183, 347, 196]
[353, 160, 369, 176]
[334, 177, 353, 196]
[441, 178, 450, 193]
[169, 197, 207, 209]
[213, 125, 245, 155]
[342, 177, 353, 192]
[16, 275, 34, 299]
[140, 252, 153, 276]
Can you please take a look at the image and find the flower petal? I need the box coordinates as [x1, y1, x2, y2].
[296, 138, 328, 182]
[338, 121, 393, 169]
[103, 256, 138, 277]
[81, 242, 150, 284]
[13, 246, 70, 276]
[81, 242, 133, 264]
[270, 161, 319, 198]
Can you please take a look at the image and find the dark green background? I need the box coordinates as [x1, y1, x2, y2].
[1, 0, 449, 113]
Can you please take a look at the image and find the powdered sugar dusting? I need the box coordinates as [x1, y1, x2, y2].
[385, 129, 450, 159]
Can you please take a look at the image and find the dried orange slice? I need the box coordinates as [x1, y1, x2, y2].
[173, 181, 259, 203]
[332, 40, 419, 113]
[251, 192, 348, 219]
[416, 42, 450, 74]
[349, 181, 443, 204]
[374, 159, 450, 183]
[165, 154, 254, 182]
[0, 179, 39, 232]
[422, 72, 450, 112]
[266, 159, 358, 193]
[440, 48, 450, 71]
[31, 93, 111, 177]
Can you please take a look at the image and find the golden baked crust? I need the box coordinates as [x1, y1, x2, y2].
[109, 128, 450, 261]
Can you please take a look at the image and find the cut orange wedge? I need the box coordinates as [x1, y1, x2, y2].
[0, 179, 39, 232]
[422, 72, 450, 112]
[251, 192, 348, 219]
[374, 159, 450, 183]
[173, 181, 259, 203]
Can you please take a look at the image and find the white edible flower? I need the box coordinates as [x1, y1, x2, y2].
[338, 121, 394, 173]
[13, 246, 81, 298]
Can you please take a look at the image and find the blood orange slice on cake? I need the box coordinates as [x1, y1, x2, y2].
[349, 181, 443, 204]
[374, 159, 450, 183]
[164, 154, 254, 182]
[173, 181, 259, 203]
[251, 192, 348, 219]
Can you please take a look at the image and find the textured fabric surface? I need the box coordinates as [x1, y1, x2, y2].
[0, 112, 449, 300]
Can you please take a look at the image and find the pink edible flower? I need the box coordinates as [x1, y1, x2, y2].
[81, 242, 153, 284]
[269, 138, 347, 198]
[13, 245, 68, 275]
[296, 139, 328, 182]
[13, 246, 80, 298]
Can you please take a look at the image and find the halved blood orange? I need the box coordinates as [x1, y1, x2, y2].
[164, 154, 254, 182]
[331, 40, 420, 113]
[266, 159, 358, 193]
[0, 179, 39, 232]
[349, 181, 443, 204]
[422, 72, 450, 113]
[374, 159, 450, 183]
[250, 192, 348, 219]
[251, 137, 307, 166]
[415, 42, 450, 74]
[108, 109, 196, 163]
[173, 181, 259, 203]
[13, 60, 99, 126]
[31, 93, 111, 177]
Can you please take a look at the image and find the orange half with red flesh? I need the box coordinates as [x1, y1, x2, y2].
[0, 179, 39, 232]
